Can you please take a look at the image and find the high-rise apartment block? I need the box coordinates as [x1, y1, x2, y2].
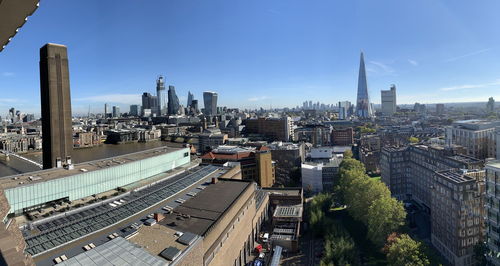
[39, 43, 73, 169]
[203, 91, 218, 115]
[355, 52, 373, 118]
[381, 84, 396, 116]
[445, 120, 500, 159]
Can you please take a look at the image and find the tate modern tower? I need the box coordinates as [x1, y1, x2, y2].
[355, 52, 373, 118]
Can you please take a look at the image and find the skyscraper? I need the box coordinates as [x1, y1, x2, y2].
[104, 103, 108, 118]
[39, 43, 73, 169]
[156, 76, 167, 116]
[129, 104, 140, 117]
[487, 97, 495, 113]
[381, 84, 397, 116]
[203, 91, 218, 115]
[355, 52, 373, 118]
[112, 106, 120, 117]
[167, 85, 180, 115]
[187, 91, 194, 108]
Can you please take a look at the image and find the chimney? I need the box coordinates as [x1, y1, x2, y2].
[211, 177, 218, 184]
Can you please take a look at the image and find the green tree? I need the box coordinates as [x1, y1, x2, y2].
[408, 136, 419, 143]
[343, 149, 353, 159]
[386, 234, 429, 266]
[367, 196, 406, 246]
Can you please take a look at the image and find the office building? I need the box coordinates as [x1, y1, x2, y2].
[431, 169, 485, 266]
[201, 145, 275, 187]
[486, 161, 500, 265]
[198, 128, 228, 154]
[381, 84, 397, 116]
[167, 85, 180, 116]
[156, 75, 167, 116]
[187, 91, 194, 107]
[142, 92, 158, 117]
[190, 99, 199, 114]
[203, 91, 218, 115]
[104, 103, 108, 118]
[301, 160, 340, 194]
[445, 120, 500, 159]
[129, 104, 140, 117]
[112, 106, 120, 117]
[355, 52, 373, 118]
[331, 127, 354, 146]
[245, 117, 293, 142]
[39, 43, 73, 169]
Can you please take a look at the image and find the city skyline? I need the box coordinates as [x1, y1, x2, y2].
[2, 0, 500, 115]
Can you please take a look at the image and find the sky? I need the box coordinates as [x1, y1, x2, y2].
[1, 0, 500, 115]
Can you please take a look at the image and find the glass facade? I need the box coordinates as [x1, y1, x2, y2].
[5, 148, 190, 214]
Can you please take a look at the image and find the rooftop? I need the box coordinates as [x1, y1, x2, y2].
[435, 170, 475, 184]
[273, 204, 303, 219]
[54, 237, 167, 266]
[159, 179, 252, 236]
[0, 146, 183, 189]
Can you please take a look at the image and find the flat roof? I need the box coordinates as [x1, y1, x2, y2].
[55, 237, 167, 266]
[159, 179, 252, 236]
[130, 224, 196, 259]
[0, 146, 183, 189]
[435, 170, 480, 184]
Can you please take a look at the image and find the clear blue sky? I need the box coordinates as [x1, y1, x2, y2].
[1, 0, 500, 115]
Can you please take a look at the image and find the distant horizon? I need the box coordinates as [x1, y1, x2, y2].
[1, 0, 500, 116]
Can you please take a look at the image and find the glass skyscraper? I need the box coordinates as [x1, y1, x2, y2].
[167, 85, 180, 115]
[355, 52, 373, 118]
[203, 91, 218, 115]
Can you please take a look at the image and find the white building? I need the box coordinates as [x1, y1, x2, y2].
[445, 120, 500, 159]
[381, 84, 396, 116]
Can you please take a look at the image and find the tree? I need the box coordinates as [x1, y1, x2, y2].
[367, 196, 406, 246]
[408, 137, 419, 143]
[386, 234, 429, 266]
[343, 149, 353, 159]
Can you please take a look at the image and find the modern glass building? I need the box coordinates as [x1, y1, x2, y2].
[203, 91, 218, 115]
[3, 147, 190, 214]
[167, 85, 180, 115]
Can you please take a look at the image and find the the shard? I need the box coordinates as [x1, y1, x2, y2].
[355, 52, 373, 118]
